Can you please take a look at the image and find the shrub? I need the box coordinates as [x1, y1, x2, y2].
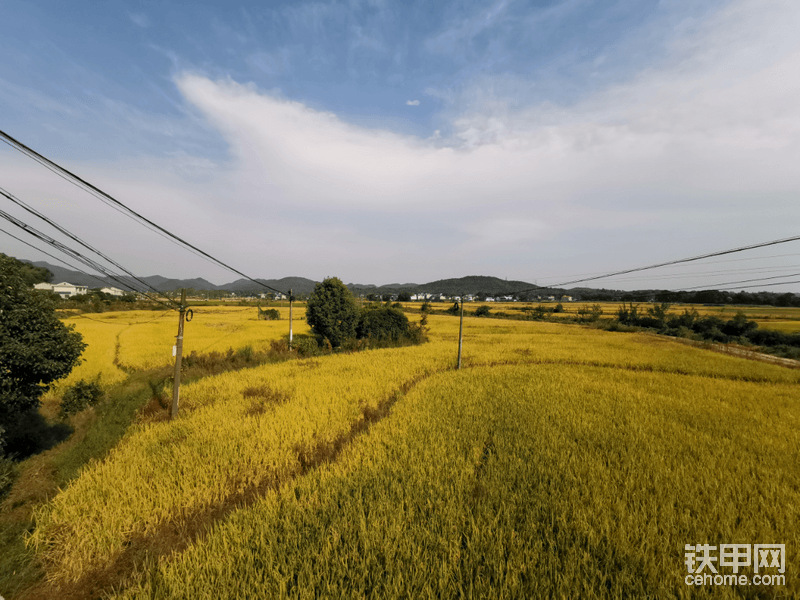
[258, 308, 280, 321]
[722, 312, 757, 337]
[60, 379, 104, 418]
[475, 305, 491, 317]
[235, 345, 254, 362]
[294, 336, 321, 357]
[530, 305, 548, 320]
[577, 304, 603, 322]
[667, 309, 699, 329]
[357, 306, 411, 341]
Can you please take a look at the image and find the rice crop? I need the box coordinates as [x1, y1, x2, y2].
[115, 361, 799, 598]
[27, 312, 800, 598]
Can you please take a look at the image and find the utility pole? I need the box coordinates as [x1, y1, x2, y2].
[171, 288, 187, 419]
[288, 288, 293, 350]
[457, 295, 464, 370]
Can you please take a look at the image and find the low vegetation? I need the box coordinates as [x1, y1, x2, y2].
[615, 303, 800, 359]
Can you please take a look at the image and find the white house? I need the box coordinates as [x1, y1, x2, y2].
[34, 282, 88, 298]
[100, 286, 125, 297]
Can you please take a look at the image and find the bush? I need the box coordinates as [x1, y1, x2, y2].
[357, 306, 411, 341]
[577, 304, 603, 322]
[530, 305, 548, 320]
[475, 305, 491, 317]
[258, 308, 280, 321]
[293, 336, 321, 357]
[235, 345, 254, 362]
[445, 302, 460, 315]
[60, 379, 104, 418]
[420, 301, 431, 313]
[723, 312, 757, 337]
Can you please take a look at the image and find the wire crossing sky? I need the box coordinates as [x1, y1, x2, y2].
[1, 0, 798, 291]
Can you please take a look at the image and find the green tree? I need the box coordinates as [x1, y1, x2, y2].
[1, 255, 85, 450]
[0, 254, 52, 287]
[305, 277, 360, 347]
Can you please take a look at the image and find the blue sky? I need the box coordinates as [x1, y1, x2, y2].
[1, 0, 799, 290]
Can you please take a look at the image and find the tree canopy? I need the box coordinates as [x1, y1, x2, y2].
[0, 254, 85, 449]
[305, 277, 360, 347]
[0, 253, 52, 286]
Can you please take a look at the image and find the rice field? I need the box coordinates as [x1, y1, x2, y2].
[20, 307, 800, 598]
[52, 306, 305, 380]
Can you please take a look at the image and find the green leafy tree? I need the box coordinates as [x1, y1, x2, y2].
[0, 254, 52, 287]
[305, 277, 360, 347]
[1, 255, 85, 449]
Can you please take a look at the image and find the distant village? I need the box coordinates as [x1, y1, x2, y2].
[31, 280, 574, 305]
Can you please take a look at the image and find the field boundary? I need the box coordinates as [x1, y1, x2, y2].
[650, 334, 800, 369]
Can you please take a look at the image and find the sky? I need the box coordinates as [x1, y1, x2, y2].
[1, 0, 799, 291]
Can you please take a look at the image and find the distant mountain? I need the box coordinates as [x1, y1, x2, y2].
[23, 261, 218, 292]
[415, 276, 536, 295]
[219, 277, 319, 295]
[17, 258, 541, 298]
[139, 275, 218, 292]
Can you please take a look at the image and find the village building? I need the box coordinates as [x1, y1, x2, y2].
[100, 286, 125, 296]
[33, 281, 88, 298]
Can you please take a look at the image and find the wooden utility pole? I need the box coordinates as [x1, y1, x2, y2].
[171, 289, 187, 419]
[288, 289, 293, 350]
[457, 296, 464, 370]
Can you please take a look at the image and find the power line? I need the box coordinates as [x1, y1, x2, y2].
[513, 234, 800, 295]
[532, 252, 800, 284]
[600, 265, 800, 284]
[713, 280, 800, 291]
[0, 185, 171, 300]
[0, 209, 176, 310]
[0, 226, 114, 289]
[677, 271, 800, 291]
[0, 129, 288, 296]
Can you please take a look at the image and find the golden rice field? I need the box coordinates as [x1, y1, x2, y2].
[53, 306, 306, 381]
[25, 308, 800, 598]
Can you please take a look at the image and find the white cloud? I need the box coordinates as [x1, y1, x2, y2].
[7, 0, 799, 287]
[406, 99, 420, 106]
[165, 0, 800, 283]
